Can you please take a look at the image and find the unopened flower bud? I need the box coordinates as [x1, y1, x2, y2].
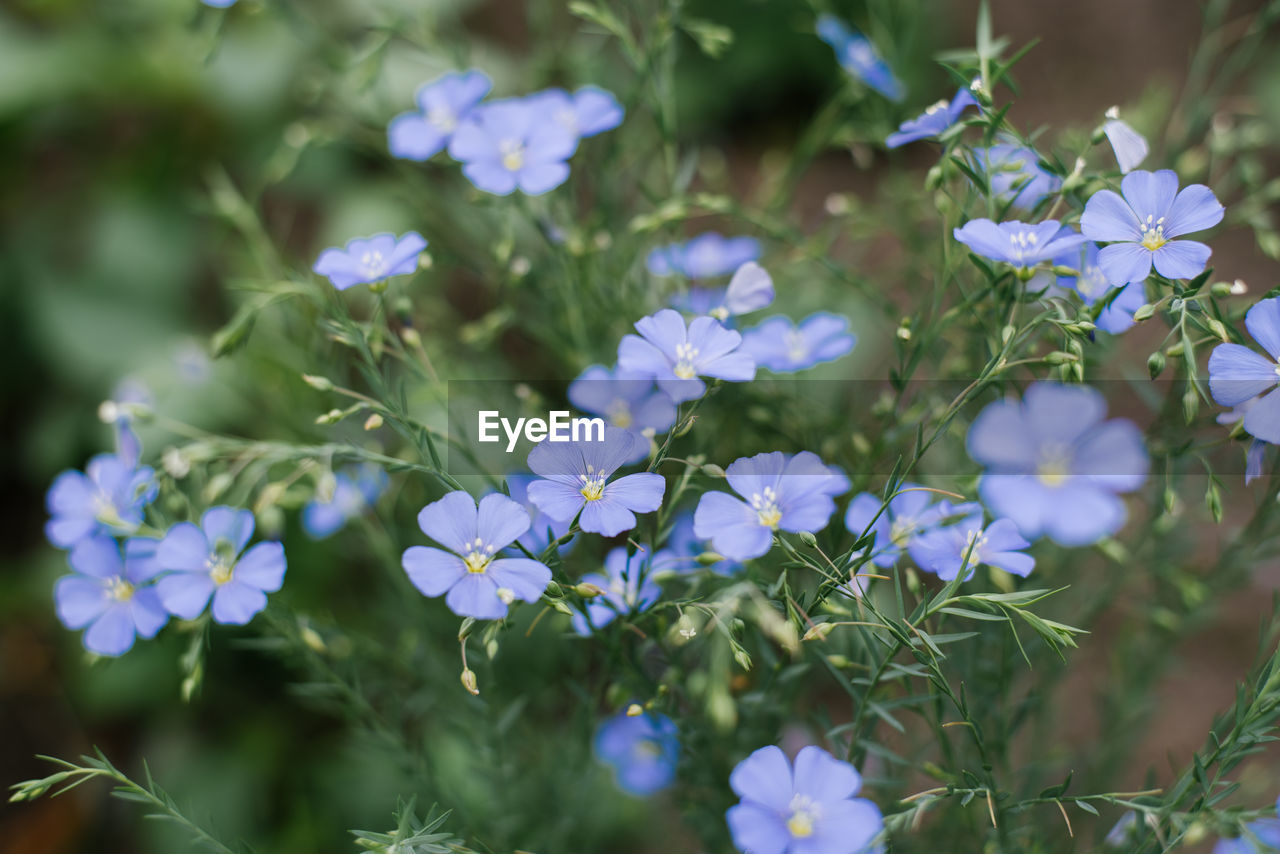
[302, 374, 333, 391]
[696, 551, 725, 566]
[300, 625, 326, 654]
[701, 463, 725, 477]
[1132, 303, 1156, 322]
[1147, 351, 1166, 379]
[625, 703, 644, 717]
[798, 531, 818, 547]
[574, 583, 606, 598]
[401, 327, 422, 349]
[460, 668, 479, 695]
[803, 622, 836, 642]
[363, 413, 383, 431]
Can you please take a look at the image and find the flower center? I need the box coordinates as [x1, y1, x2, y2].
[924, 98, 948, 116]
[674, 342, 699, 379]
[632, 739, 662, 760]
[555, 107, 578, 133]
[709, 306, 730, 322]
[606, 399, 633, 429]
[785, 330, 809, 365]
[360, 250, 386, 277]
[93, 494, 124, 528]
[786, 794, 820, 839]
[889, 516, 918, 547]
[499, 139, 525, 172]
[1007, 229, 1040, 264]
[206, 538, 238, 586]
[1140, 215, 1168, 251]
[579, 465, 607, 501]
[462, 537, 496, 573]
[1036, 444, 1072, 487]
[963, 527, 989, 558]
[107, 576, 135, 602]
[426, 107, 456, 132]
[1077, 263, 1109, 299]
[750, 487, 782, 529]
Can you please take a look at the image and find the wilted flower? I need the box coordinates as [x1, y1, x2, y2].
[448, 97, 579, 195]
[388, 70, 491, 161]
[525, 426, 666, 537]
[815, 15, 903, 101]
[617, 309, 756, 403]
[1209, 298, 1280, 444]
[568, 365, 677, 460]
[967, 382, 1148, 546]
[954, 219, 1086, 272]
[571, 547, 669, 635]
[693, 451, 843, 562]
[740, 313, 856, 373]
[1081, 168, 1224, 284]
[156, 507, 286, 624]
[726, 745, 883, 854]
[886, 87, 976, 148]
[646, 233, 761, 278]
[303, 465, 389, 540]
[46, 454, 157, 549]
[402, 491, 552, 620]
[594, 709, 679, 796]
[312, 232, 428, 291]
[55, 537, 167, 656]
[908, 507, 1035, 580]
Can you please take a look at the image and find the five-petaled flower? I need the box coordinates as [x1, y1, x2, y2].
[571, 546, 670, 635]
[843, 485, 978, 569]
[568, 365, 677, 462]
[448, 98, 579, 195]
[617, 308, 756, 403]
[388, 70, 491, 161]
[693, 451, 844, 562]
[646, 233, 761, 279]
[313, 232, 428, 291]
[525, 86, 625, 140]
[886, 87, 976, 148]
[967, 382, 1149, 546]
[815, 14, 903, 101]
[954, 219, 1086, 273]
[156, 507, 287, 624]
[1081, 168, 1224, 285]
[303, 465, 389, 540]
[1050, 242, 1148, 334]
[1208, 297, 1280, 444]
[908, 506, 1035, 581]
[741, 313, 857, 373]
[55, 536, 167, 656]
[46, 453, 157, 549]
[594, 709, 680, 796]
[726, 744, 883, 854]
[525, 426, 666, 537]
[402, 491, 553, 620]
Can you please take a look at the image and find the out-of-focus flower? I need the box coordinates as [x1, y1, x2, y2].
[568, 365, 677, 461]
[740, 313, 856, 373]
[887, 88, 976, 148]
[156, 507, 286, 625]
[1209, 298, 1280, 444]
[967, 382, 1148, 546]
[525, 86, 624, 140]
[1103, 117, 1149, 174]
[667, 512, 742, 575]
[843, 486, 978, 568]
[954, 219, 1086, 272]
[815, 15, 904, 101]
[448, 98, 579, 195]
[388, 70, 491, 161]
[907, 508, 1035, 580]
[669, 262, 775, 321]
[55, 537, 167, 656]
[617, 309, 756, 403]
[726, 744, 883, 854]
[504, 474, 574, 555]
[402, 491, 551, 619]
[646, 233, 761, 279]
[312, 232, 428, 291]
[303, 465, 389, 540]
[1081, 169, 1224, 284]
[975, 144, 1061, 211]
[693, 452, 843, 561]
[594, 709, 679, 796]
[525, 426, 666, 537]
[46, 454, 157, 549]
[571, 547, 668, 634]
[1053, 242, 1147, 334]
[1213, 796, 1280, 854]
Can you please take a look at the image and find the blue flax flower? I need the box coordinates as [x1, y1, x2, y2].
[1054, 242, 1147, 334]
[46, 453, 157, 549]
[505, 474, 574, 555]
[595, 709, 679, 796]
[1217, 402, 1269, 484]
[741, 313, 856, 373]
[954, 219, 1086, 272]
[571, 547, 668, 635]
[669, 263, 775, 321]
[388, 70, 491, 161]
[815, 15, 903, 101]
[843, 486, 978, 569]
[448, 97, 579, 195]
[313, 232, 428, 291]
[727, 744, 883, 854]
[525, 426, 666, 537]
[967, 382, 1148, 546]
[1214, 796, 1280, 854]
[667, 512, 742, 575]
[568, 365, 677, 461]
[55, 537, 167, 656]
[402, 491, 552, 620]
[201, 0, 236, 7]
[1081, 168, 1224, 284]
[886, 87, 976, 148]
[525, 86, 624, 139]
[156, 507, 286, 624]
[303, 465, 389, 540]
[908, 507, 1035, 581]
[1103, 117, 1149, 174]
[1209, 298, 1280, 444]
[617, 309, 756, 403]
[646, 233, 761, 278]
[693, 452, 843, 562]
[976, 144, 1061, 211]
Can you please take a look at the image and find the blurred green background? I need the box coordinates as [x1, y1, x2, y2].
[3, 0, 1280, 851]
